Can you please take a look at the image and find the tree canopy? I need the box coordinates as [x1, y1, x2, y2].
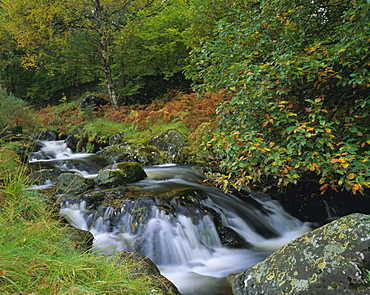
[0, 0, 191, 107]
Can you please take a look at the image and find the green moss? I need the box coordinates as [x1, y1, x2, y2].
[109, 170, 124, 178]
[116, 162, 147, 183]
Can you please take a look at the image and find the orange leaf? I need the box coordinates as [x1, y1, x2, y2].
[320, 183, 329, 194]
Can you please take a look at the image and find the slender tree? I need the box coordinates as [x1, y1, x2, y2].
[1, 0, 169, 110]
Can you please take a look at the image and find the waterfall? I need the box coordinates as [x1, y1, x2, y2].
[30, 140, 313, 295]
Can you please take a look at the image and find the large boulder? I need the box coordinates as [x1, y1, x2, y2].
[97, 162, 147, 188]
[232, 213, 370, 295]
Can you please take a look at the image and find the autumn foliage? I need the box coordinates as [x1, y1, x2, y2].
[188, 0, 370, 194]
[103, 90, 225, 132]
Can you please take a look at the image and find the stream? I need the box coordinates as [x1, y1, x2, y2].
[29, 140, 314, 295]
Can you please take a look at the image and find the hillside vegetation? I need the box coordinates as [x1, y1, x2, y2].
[0, 0, 369, 195]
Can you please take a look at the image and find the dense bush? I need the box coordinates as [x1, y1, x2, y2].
[0, 86, 31, 132]
[188, 0, 370, 194]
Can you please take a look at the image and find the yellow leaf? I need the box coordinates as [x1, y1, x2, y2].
[347, 173, 355, 180]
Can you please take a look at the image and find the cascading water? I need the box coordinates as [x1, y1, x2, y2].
[29, 140, 108, 179]
[30, 140, 314, 295]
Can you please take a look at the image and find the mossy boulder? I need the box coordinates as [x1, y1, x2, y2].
[97, 162, 147, 188]
[96, 144, 164, 166]
[232, 213, 370, 295]
[149, 129, 186, 162]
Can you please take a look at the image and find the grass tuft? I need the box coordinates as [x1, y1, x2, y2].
[0, 157, 167, 294]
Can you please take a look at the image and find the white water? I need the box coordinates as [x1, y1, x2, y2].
[31, 140, 313, 295]
[29, 140, 101, 180]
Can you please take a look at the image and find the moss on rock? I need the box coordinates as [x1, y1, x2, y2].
[232, 213, 370, 295]
[97, 162, 147, 188]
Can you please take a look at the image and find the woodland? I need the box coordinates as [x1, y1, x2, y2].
[0, 0, 369, 195]
[0, 0, 369, 293]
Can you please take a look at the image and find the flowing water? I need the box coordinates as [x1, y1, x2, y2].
[30, 140, 313, 295]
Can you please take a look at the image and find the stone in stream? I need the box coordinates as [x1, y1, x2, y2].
[30, 169, 63, 187]
[232, 213, 370, 295]
[96, 143, 164, 166]
[97, 162, 147, 188]
[57, 172, 95, 195]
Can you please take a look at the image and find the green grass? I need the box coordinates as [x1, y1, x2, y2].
[68, 117, 190, 147]
[67, 117, 130, 143]
[0, 165, 167, 294]
[124, 122, 190, 144]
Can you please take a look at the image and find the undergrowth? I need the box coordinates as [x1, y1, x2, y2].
[32, 90, 225, 150]
[0, 151, 168, 294]
[104, 90, 225, 132]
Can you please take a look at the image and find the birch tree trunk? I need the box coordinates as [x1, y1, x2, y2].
[100, 33, 120, 111]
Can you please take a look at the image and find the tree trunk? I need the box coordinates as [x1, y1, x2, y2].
[100, 33, 120, 111]
[94, 0, 120, 111]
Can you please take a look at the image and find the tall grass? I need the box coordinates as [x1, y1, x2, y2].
[0, 154, 165, 294]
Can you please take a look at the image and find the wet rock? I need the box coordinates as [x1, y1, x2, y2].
[65, 134, 79, 151]
[29, 169, 63, 186]
[232, 213, 370, 295]
[208, 207, 252, 248]
[149, 129, 186, 162]
[96, 144, 164, 166]
[97, 162, 147, 188]
[65, 187, 131, 210]
[34, 130, 58, 141]
[218, 226, 252, 248]
[108, 131, 127, 145]
[57, 172, 95, 195]
[62, 225, 94, 252]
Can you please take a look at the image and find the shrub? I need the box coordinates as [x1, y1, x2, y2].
[0, 85, 32, 133]
[188, 0, 370, 194]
